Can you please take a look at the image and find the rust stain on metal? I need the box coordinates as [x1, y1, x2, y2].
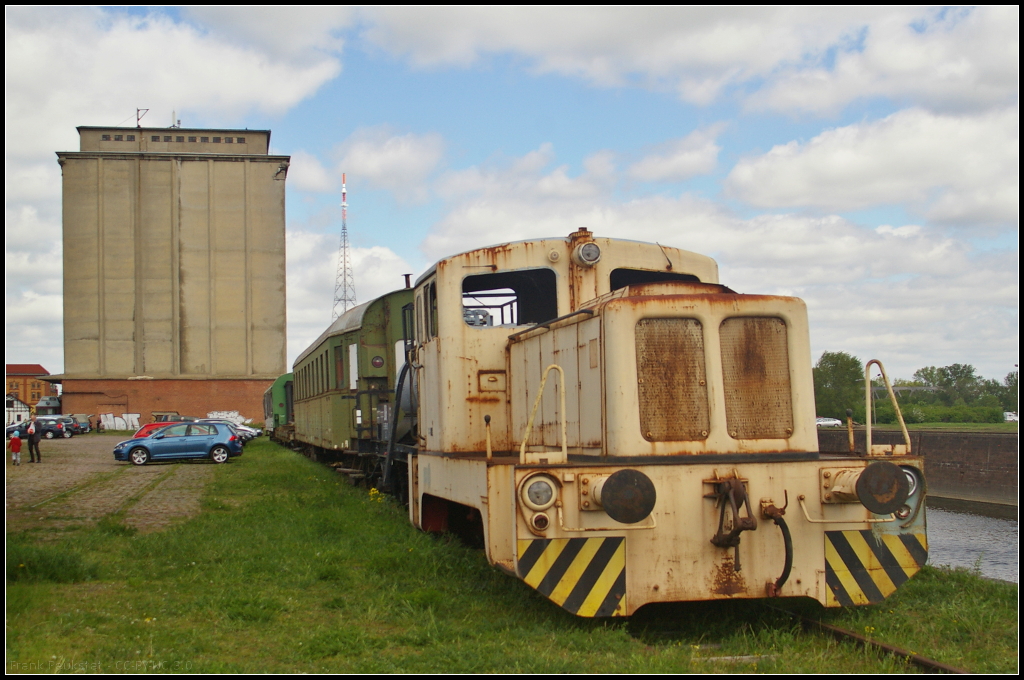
[636, 318, 709, 441]
[712, 554, 748, 596]
[603, 293, 796, 312]
[720, 317, 793, 440]
[465, 395, 502, 404]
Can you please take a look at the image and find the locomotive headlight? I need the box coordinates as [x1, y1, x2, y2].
[572, 242, 602, 267]
[371, 356, 385, 368]
[521, 474, 558, 512]
[901, 467, 919, 496]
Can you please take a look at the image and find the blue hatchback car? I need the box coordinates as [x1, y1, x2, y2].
[113, 422, 243, 465]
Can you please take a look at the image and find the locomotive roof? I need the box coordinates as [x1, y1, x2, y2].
[293, 300, 372, 367]
[414, 234, 716, 288]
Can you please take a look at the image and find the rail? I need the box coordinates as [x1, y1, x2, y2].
[766, 605, 969, 674]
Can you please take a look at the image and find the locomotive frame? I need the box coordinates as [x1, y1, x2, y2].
[275, 228, 927, 616]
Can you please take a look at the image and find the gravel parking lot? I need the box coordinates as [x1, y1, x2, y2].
[6, 433, 213, 537]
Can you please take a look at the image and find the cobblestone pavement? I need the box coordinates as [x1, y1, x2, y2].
[6, 434, 213, 536]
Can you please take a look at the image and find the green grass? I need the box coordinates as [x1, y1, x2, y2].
[869, 422, 1017, 433]
[6, 439, 1017, 673]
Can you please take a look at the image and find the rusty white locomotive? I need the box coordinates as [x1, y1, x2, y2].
[286, 228, 927, 616]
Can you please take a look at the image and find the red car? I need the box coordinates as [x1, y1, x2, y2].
[131, 422, 173, 438]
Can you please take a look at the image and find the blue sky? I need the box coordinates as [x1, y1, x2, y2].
[5, 7, 1019, 381]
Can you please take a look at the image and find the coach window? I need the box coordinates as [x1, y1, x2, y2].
[610, 268, 700, 291]
[348, 343, 359, 390]
[462, 268, 557, 327]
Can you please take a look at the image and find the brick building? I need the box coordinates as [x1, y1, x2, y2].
[52, 126, 290, 423]
[5, 364, 59, 407]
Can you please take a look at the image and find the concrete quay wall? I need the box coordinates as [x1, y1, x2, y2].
[818, 429, 1018, 506]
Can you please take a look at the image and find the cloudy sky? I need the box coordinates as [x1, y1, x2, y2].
[5, 6, 1018, 381]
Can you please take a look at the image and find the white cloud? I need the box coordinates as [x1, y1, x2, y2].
[751, 6, 1020, 114]
[4, 162, 62, 205]
[285, 229, 413, 367]
[183, 7, 353, 62]
[361, 7, 863, 103]
[627, 125, 724, 182]
[4, 214, 64, 372]
[725, 107, 1019, 226]
[335, 127, 446, 202]
[288, 151, 337, 194]
[5, 7, 342, 163]
[360, 7, 1017, 112]
[421, 146, 1018, 379]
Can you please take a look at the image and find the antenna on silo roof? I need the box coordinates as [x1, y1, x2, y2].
[136, 108, 149, 128]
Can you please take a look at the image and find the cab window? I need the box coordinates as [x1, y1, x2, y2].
[610, 268, 700, 291]
[462, 269, 557, 327]
[428, 282, 438, 338]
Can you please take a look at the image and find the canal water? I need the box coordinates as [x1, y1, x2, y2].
[926, 499, 1018, 583]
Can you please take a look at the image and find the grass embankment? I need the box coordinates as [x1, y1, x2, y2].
[869, 422, 1017, 433]
[6, 439, 1017, 673]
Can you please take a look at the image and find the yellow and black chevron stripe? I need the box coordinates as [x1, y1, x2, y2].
[825, 530, 928, 606]
[516, 537, 626, 617]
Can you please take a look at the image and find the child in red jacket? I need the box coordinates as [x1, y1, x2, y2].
[8, 431, 22, 466]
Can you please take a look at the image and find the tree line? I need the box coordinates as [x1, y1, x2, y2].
[813, 351, 1017, 424]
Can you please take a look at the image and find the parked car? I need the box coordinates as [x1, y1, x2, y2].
[58, 416, 87, 435]
[30, 416, 72, 438]
[816, 417, 844, 428]
[70, 414, 92, 433]
[131, 422, 174, 439]
[198, 419, 257, 441]
[113, 422, 243, 465]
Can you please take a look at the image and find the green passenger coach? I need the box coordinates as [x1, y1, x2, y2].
[263, 372, 294, 438]
[292, 288, 414, 457]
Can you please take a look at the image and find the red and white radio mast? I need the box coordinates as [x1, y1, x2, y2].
[332, 173, 357, 320]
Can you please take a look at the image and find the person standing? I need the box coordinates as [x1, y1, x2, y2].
[26, 418, 42, 463]
[8, 431, 22, 466]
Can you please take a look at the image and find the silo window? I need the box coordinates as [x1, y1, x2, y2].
[188, 136, 197, 142]
[201, 137, 209, 142]
[225, 136, 234, 143]
[213, 137, 221, 143]
[126, 135, 135, 141]
[237, 137, 246, 143]
[114, 135, 123, 141]
[176, 136, 184, 142]
[163, 136, 172, 142]
[152, 136, 160, 142]
[101, 134, 111, 141]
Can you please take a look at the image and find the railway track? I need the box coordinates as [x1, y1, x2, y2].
[766, 605, 969, 674]
[630, 603, 970, 673]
